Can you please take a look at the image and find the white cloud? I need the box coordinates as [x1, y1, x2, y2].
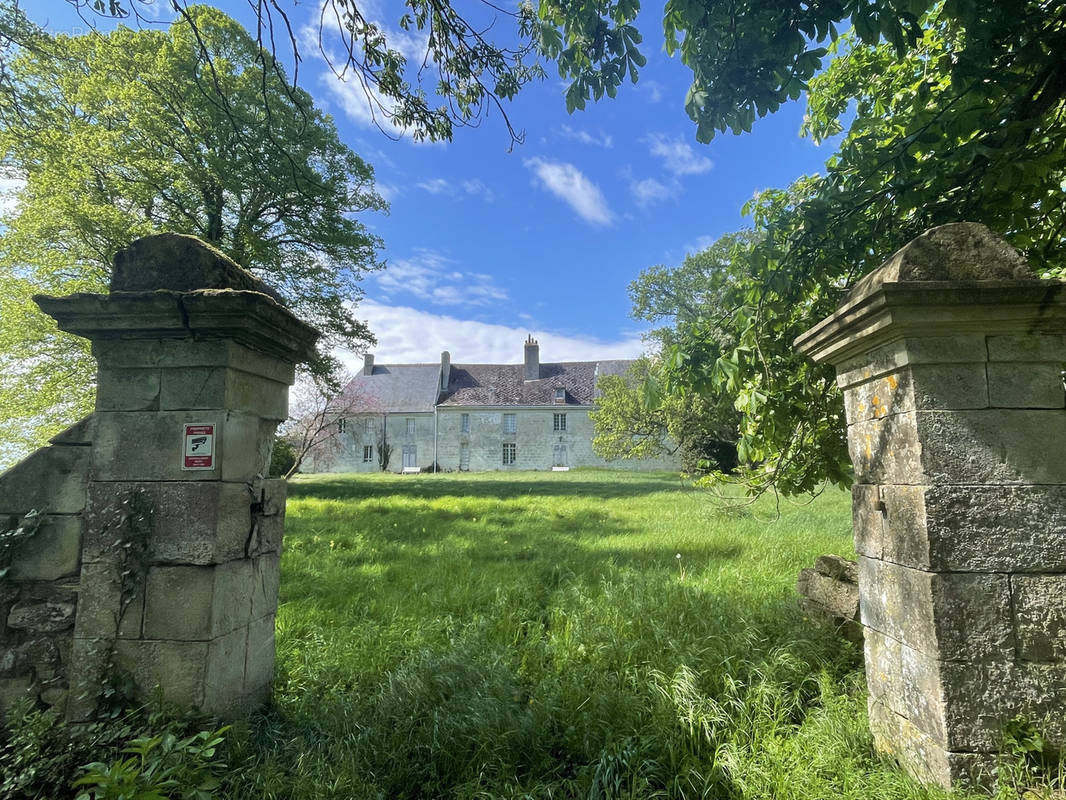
[374, 182, 401, 203]
[630, 177, 673, 208]
[416, 178, 450, 194]
[414, 177, 495, 202]
[641, 80, 665, 104]
[524, 157, 612, 227]
[374, 249, 508, 307]
[343, 299, 647, 365]
[558, 125, 613, 148]
[0, 177, 25, 217]
[647, 134, 713, 176]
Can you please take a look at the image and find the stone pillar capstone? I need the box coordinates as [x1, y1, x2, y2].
[795, 222, 1066, 788]
[33, 233, 318, 719]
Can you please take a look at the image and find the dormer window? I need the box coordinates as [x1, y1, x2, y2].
[554, 387, 566, 404]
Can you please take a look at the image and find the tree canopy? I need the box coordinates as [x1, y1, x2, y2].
[0, 4, 384, 462]
[13, 0, 1066, 492]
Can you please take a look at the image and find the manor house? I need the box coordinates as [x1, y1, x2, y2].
[306, 337, 681, 473]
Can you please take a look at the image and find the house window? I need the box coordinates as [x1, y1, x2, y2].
[503, 413, 516, 433]
[461, 413, 470, 433]
[363, 418, 372, 434]
[554, 387, 566, 404]
[553, 413, 567, 432]
[363, 445, 373, 462]
[406, 418, 415, 435]
[502, 443, 516, 465]
[337, 417, 348, 434]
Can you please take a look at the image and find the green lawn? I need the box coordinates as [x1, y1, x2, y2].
[218, 469, 971, 799]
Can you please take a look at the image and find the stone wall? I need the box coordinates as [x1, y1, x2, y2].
[0, 233, 317, 720]
[796, 555, 861, 643]
[795, 223, 1066, 789]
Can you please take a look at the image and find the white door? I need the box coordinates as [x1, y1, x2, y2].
[460, 442, 470, 471]
[552, 444, 568, 467]
[402, 445, 417, 469]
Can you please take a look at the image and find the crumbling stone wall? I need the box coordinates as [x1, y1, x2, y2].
[796, 222, 1066, 789]
[0, 233, 317, 720]
[796, 554, 861, 643]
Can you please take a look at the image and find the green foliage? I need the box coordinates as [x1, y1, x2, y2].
[73, 727, 229, 800]
[0, 698, 223, 800]
[0, 4, 384, 462]
[268, 437, 298, 479]
[591, 357, 738, 474]
[634, 3, 1066, 496]
[0, 700, 81, 799]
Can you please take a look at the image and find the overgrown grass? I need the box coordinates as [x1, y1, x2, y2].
[5, 470, 1055, 798]
[216, 470, 970, 799]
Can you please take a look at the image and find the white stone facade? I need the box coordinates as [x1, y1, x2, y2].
[305, 340, 682, 474]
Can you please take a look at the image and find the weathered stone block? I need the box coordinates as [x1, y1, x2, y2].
[113, 639, 208, 708]
[6, 515, 81, 581]
[835, 335, 990, 391]
[916, 410, 1066, 485]
[7, 601, 76, 634]
[797, 568, 858, 621]
[0, 444, 89, 515]
[159, 366, 288, 420]
[91, 410, 266, 482]
[244, 613, 275, 695]
[66, 637, 112, 721]
[858, 558, 1013, 660]
[203, 625, 248, 715]
[847, 413, 923, 485]
[844, 364, 988, 425]
[987, 363, 1065, 408]
[74, 561, 142, 640]
[864, 628, 905, 713]
[249, 554, 280, 621]
[96, 368, 161, 411]
[85, 481, 253, 565]
[1012, 575, 1066, 662]
[986, 334, 1066, 362]
[94, 339, 296, 385]
[142, 559, 264, 641]
[877, 485, 1066, 572]
[852, 484, 886, 559]
[815, 554, 858, 582]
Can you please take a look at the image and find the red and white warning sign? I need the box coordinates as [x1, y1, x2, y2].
[183, 423, 216, 470]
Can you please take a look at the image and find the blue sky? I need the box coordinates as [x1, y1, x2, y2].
[28, 1, 834, 368]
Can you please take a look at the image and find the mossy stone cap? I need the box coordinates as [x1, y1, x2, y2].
[110, 232, 283, 302]
[845, 222, 1034, 304]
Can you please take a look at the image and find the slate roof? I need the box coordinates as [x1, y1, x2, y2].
[337, 358, 636, 412]
[338, 364, 441, 413]
[439, 359, 632, 407]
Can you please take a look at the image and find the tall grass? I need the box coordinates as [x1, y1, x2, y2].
[211, 471, 999, 798]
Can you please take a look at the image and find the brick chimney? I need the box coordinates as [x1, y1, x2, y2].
[440, 350, 451, 390]
[363, 353, 374, 376]
[523, 335, 539, 381]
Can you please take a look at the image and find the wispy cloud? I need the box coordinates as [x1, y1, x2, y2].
[344, 300, 648, 364]
[641, 80, 665, 104]
[558, 124, 613, 148]
[524, 157, 612, 227]
[415, 177, 495, 202]
[647, 134, 713, 176]
[374, 249, 508, 307]
[630, 177, 672, 208]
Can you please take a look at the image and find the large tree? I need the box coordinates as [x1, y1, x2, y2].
[0, 4, 384, 463]
[14, 0, 1066, 491]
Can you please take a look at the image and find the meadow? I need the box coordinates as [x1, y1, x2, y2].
[218, 469, 971, 799]
[4, 470, 1051, 798]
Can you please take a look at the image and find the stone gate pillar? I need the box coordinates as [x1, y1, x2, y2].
[34, 233, 318, 718]
[795, 223, 1066, 788]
